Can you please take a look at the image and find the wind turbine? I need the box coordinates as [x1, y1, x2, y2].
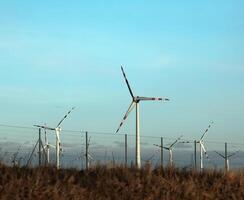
[115, 66, 169, 168]
[85, 134, 93, 169]
[215, 143, 239, 172]
[41, 125, 55, 164]
[43, 128, 49, 163]
[34, 107, 75, 169]
[154, 135, 182, 167]
[197, 122, 214, 171]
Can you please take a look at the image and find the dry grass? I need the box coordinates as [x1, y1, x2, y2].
[0, 162, 244, 200]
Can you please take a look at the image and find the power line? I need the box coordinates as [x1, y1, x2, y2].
[0, 124, 36, 130]
[1, 123, 244, 146]
[0, 124, 189, 140]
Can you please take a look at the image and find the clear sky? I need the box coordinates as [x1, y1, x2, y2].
[0, 0, 244, 142]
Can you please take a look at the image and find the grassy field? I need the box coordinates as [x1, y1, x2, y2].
[0, 162, 244, 200]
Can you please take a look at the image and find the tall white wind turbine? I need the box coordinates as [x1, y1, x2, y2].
[197, 122, 213, 172]
[154, 135, 182, 167]
[115, 66, 169, 168]
[34, 107, 75, 169]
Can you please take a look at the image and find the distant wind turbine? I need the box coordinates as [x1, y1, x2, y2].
[34, 107, 75, 169]
[198, 122, 213, 171]
[115, 66, 169, 168]
[215, 143, 239, 172]
[154, 135, 182, 167]
[180, 122, 213, 171]
[41, 124, 56, 164]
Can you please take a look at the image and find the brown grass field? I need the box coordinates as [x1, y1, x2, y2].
[0, 162, 244, 200]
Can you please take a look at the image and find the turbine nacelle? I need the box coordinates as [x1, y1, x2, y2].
[55, 127, 62, 132]
[133, 96, 170, 102]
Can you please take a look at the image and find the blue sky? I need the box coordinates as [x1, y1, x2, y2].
[0, 0, 244, 142]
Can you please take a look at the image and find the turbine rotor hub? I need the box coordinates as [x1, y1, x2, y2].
[133, 96, 140, 103]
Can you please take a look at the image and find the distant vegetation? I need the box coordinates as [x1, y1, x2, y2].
[0, 162, 244, 200]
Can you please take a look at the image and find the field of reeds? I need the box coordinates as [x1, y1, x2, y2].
[0, 162, 244, 200]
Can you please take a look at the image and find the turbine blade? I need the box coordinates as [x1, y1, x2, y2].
[137, 97, 170, 101]
[121, 66, 134, 98]
[40, 148, 46, 153]
[200, 121, 214, 140]
[154, 144, 170, 151]
[228, 150, 240, 158]
[33, 125, 45, 128]
[200, 141, 210, 160]
[48, 144, 55, 148]
[115, 101, 135, 133]
[88, 153, 94, 160]
[169, 135, 183, 148]
[153, 144, 162, 148]
[143, 153, 156, 162]
[56, 107, 75, 128]
[33, 125, 55, 131]
[214, 151, 225, 159]
[179, 141, 191, 144]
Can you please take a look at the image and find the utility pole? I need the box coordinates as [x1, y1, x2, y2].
[85, 131, 89, 170]
[194, 140, 197, 170]
[38, 128, 41, 166]
[161, 137, 163, 167]
[125, 134, 127, 166]
[26, 128, 47, 167]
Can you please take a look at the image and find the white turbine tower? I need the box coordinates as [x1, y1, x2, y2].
[42, 127, 55, 164]
[154, 135, 182, 167]
[197, 122, 213, 172]
[115, 66, 169, 168]
[34, 107, 75, 169]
